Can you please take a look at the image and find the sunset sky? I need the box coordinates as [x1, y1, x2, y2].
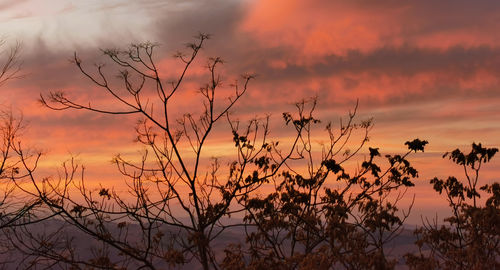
[1, 0, 499, 223]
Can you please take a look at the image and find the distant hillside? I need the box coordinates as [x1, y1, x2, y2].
[0, 218, 426, 269]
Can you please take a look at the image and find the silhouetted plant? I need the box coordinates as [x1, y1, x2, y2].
[12, 34, 431, 270]
[14, 34, 310, 270]
[0, 40, 45, 267]
[0, 40, 22, 87]
[221, 100, 427, 269]
[405, 143, 499, 270]
[0, 32, 434, 269]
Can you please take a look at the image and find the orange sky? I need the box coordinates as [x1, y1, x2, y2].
[0, 0, 499, 223]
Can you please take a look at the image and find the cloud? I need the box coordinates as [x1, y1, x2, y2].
[0, 0, 30, 12]
[0, 0, 499, 194]
[247, 45, 500, 78]
[241, 0, 500, 53]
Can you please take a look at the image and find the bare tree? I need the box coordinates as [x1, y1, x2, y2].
[13, 33, 311, 269]
[0, 40, 22, 87]
[0, 111, 37, 230]
[0, 40, 48, 268]
[0, 40, 40, 231]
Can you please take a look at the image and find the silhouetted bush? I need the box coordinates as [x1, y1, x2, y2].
[405, 143, 499, 270]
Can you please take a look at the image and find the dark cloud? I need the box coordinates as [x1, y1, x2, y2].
[337, 0, 500, 38]
[148, 0, 247, 55]
[249, 45, 500, 80]
[402, 1, 500, 30]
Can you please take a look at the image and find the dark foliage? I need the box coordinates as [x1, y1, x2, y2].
[405, 143, 499, 270]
